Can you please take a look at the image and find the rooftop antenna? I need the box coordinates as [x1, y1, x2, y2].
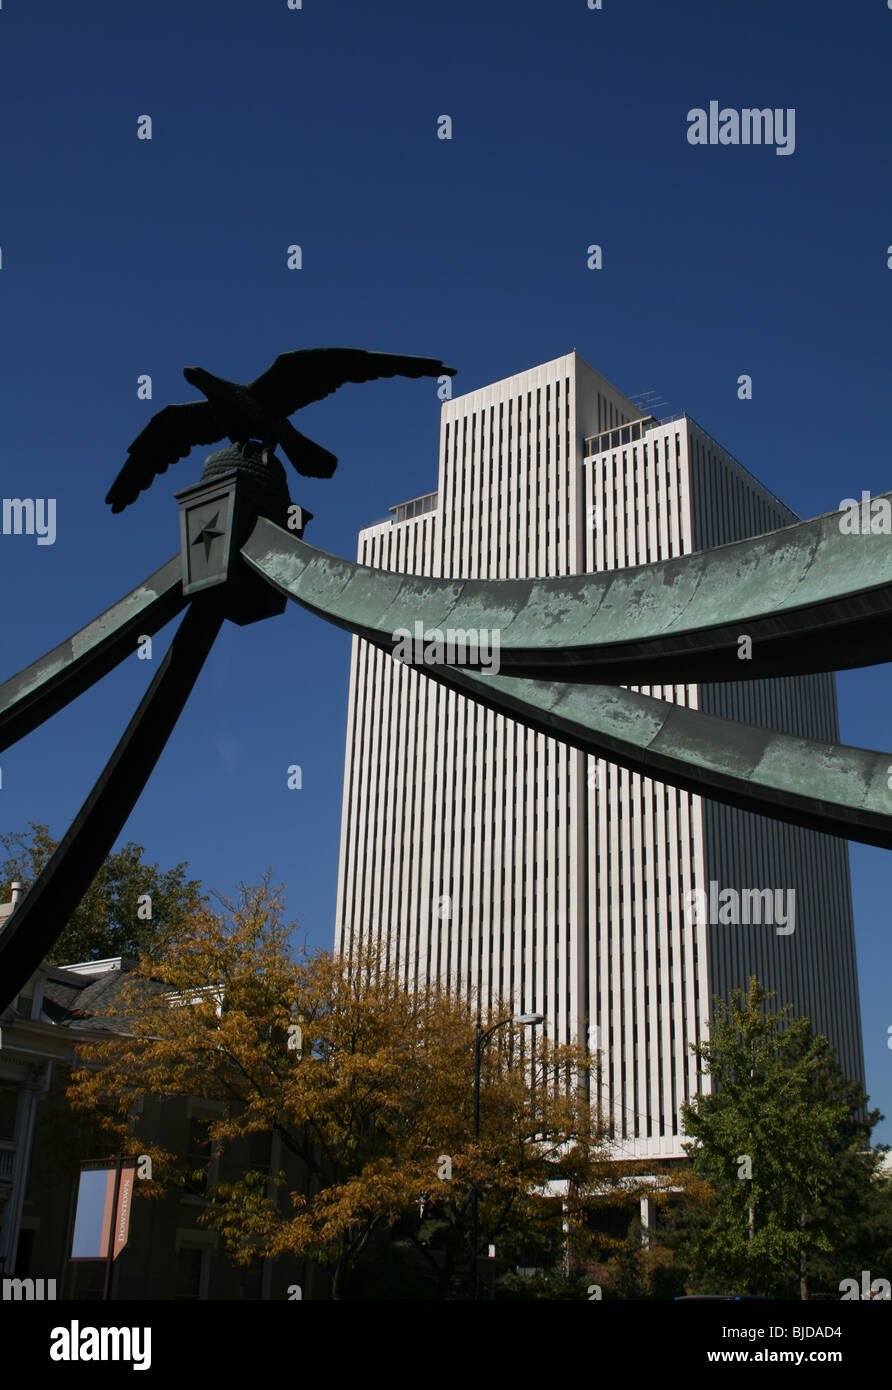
[629, 387, 670, 418]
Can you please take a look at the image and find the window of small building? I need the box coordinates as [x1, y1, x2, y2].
[175, 1245, 205, 1300]
[0, 1086, 18, 1140]
[184, 1115, 212, 1197]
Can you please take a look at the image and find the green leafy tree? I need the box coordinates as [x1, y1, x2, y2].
[0, 821, 205, 962]
[680, 977, 886, 1299]
[67, 878, 641, 1299]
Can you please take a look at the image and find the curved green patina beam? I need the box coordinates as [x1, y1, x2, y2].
[395, 660, 892, 851]
[242, 518, 892, 848]
[0, 556, 185, 754]
[241, 499, 892, 684]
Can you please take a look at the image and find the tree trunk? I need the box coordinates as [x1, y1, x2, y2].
[748, 1202, 757, 1295]
[332, 1231, 349, 1301]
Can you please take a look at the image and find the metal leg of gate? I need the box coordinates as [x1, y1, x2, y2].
[0, 600, 224, 1010]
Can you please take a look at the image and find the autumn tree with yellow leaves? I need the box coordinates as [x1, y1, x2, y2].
[68, 879, 658, 1298]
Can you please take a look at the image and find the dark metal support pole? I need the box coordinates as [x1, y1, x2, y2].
[470, 1015, 523, 1300]
[102, 1153, 124, 1302]
[471, 1020, 482, 1302]
[0, 601, 223, 1011]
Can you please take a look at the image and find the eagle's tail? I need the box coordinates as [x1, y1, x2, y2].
[275, 420, 338, 479]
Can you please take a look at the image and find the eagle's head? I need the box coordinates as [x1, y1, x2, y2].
[183, 366, 211, 390]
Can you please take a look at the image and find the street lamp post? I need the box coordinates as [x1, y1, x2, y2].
[470, 1011, 543, 1300]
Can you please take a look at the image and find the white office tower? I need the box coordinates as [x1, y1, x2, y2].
[335, 353, 863, 1159]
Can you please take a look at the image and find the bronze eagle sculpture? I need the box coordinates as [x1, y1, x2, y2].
[106, 347, 457, 512]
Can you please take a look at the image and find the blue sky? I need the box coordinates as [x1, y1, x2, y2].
[1, 0, 890, 1138]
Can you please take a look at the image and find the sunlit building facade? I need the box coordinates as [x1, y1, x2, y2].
[335, 353, 863, 1158]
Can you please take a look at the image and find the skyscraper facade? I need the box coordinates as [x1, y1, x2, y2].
[335, 352, 863, 1159]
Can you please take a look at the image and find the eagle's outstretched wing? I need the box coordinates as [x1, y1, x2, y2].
[106, 402, 220, 513]
[249, 348, 456, 418]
